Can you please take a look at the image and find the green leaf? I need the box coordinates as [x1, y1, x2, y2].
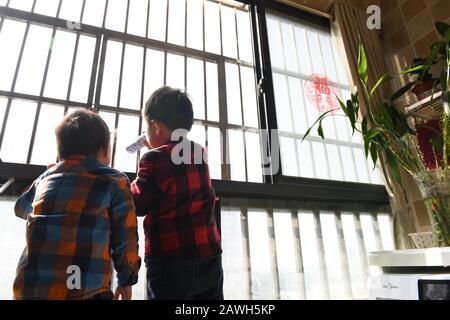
[338, 97, 349, 117]
[386, 151, 402, 185]
[363, 129, 379, 158]
[347, 99, 356, 134]
[370, 142, 378, 169]
[442, 69, 448, 92]
[361, 116, 368, 135]
[401, 65, 431, 74]
[370, 73, 394, 98]
[301, 109, 336, 142]
[318, 121, 324, 139]
[391, 82, 416, 101]
[358, 42, 368, 85]
[435, 21, 450, 40]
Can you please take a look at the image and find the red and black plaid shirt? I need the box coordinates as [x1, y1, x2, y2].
[131, 140, 222, 258]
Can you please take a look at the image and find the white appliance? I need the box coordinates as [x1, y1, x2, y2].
[368, 248, 450, 300]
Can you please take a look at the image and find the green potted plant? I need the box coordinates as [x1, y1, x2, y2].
[408, 57, 439, 100]
[303, 21, 450, 246]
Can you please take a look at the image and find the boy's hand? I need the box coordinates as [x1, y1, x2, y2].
[114, 286, 132, 300]
[47, 163, 56, 169]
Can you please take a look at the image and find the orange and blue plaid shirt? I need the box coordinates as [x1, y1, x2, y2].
[13, 156, 141, 300]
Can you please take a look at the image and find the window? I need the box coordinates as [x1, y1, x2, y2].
[266, 12, 383, 185]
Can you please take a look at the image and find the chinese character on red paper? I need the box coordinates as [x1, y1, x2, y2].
[304, 74, 339, 114]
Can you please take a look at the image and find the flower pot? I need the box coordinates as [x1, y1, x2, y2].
[412, 79, 438, 100]
[413, 170, 450, 247]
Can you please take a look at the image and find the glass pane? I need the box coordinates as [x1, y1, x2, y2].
[100, 40, 123, 106]
[187, 58, 205, 120]
[59, 0, 84, 22]
[377, 214, 395, 250]
[298, 211, 327, 299]
[340, 146, 357, 182]
[354, 148, 370, 183]
[205, 62, 219, 122]
[204, 0, 220, 54]
[34, 0, 60, 17]
[120, 44, 144, 110]
[220, 5, 237, 59]
[272, 73, 292, 132]
[115, 114, 139, 173]
[273, 211, 303, 299]
[105, 0, 127, 32]
[280, 136, 298, 177]
[360, 214, 380, 254]
[306, 30, 324, 75]
[288, 77, 307, 135]
[320, 212, 351, 299]
[311, 142, 329, 180]
[8, 0, 33, 11]
[247, 210, 276, 299]
[297, 140, 315, 178]
[44, 30, 77, 100]
[98, 111, 116, 135]
[341, 213, 369, 298]
[0, 19, 26, 91]
[236, 10, 253, 63]
[240, 66, 258, 128]
[0, 98, 7, 135]
[186, 0, 203, 50]
[332, 42, 349, 86]
[166, 53, 184, 89]
[167, 0, 185, 46]
[294, 26, 312, 75]
[188, 124, 205, 147]
[266, 17, 284, 69]
[281, 22, 298, 73]
[221, 210, 247, 299]
[319, 34, 338, 83]
[30, 104, 65, 165]
[326, 144, 344, 181]
[127, 0, 148, 37]
[207, 126, 221, 180]
[144, 49, 165, 103]
[82, 0, 107, 27]
[245, 131, 262, 183]
[15, 24, 53, 95]
[0, 100, 37, 163]
[227, 129, 245, 182]
[70, 35, 96, 103]
[225, 63, 242, 125]
[148, 0, 167, 41]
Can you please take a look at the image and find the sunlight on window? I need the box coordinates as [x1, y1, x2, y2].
[280, 22, 299, 73]
[144, 49, 165, 102]
[101, 40, 123, 106]
[14, 24, 53, 95]
[204, 0, 221, 54]
[245, 132, 262, 183]
[207, 126, 222, 180]
[30, 104, 65, 165]
[187, 0, 203, 51]
[279, 137, 299, 177]
[105, 0, 127, 32]
[297, 140, 315, 178]
[166, 53, 185, 90]
[127, 0, 148, 37]
[187, 58, 205, 120]
[221, 5, 237, 59]
[205, 62, 219, 122]
[58, 0, 84, 22]
[0, 19, 26, 91]
[167, 0, 185, 46]
[7, 0, 33, 11]
[188, 124, 206, 147]
[115, 115, 140, 173]
[120, 44, 144, 110]
[240, 66, 258, 128]
[225, 63, 242, 125]
[0, 98, 7, 135]
[44, 30, 77, 100]
[236, 10, 253, 63]
[82, 0, 106, 27]
[70, 35, 96, 103]
[0, 100, 37, 163]
[227, 129, 246, 182]
[148, 0, 167, 41]
[33, 0, 60, 17]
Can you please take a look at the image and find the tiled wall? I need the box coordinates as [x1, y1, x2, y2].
[381, 0, 450, 105]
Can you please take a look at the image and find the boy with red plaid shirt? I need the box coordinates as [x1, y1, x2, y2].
[131, 86, 223, 300]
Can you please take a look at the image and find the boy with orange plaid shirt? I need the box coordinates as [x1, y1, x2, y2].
[13, 109, 141, 300]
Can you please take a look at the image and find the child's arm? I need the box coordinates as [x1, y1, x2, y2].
[130, 153, 157, 217]
[14, 181, 37, 220]
[109, 175, 141, 291]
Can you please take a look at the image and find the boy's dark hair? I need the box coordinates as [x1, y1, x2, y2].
[143, 86, 194, 131]
[55, 109, 110, 160]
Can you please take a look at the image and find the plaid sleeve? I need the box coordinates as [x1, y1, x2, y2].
[130, 152, 158, 217]
[109, 174, 141, 287]
[14, 182, 36, 220]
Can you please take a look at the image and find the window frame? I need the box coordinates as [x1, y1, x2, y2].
[0, 1, 390, 206]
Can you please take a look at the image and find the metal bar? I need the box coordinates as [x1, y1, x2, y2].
[86, 34, 102, 108]
[93, 36, 108, 109]
[240, 208, 252, 299]
[0, 91, 91, 109]
[354, 212, 370, 275]
[334, 211, 354, 299]
[217, 61, 230, 180]
[102, 0, 108, 28]
[313, 210, 330, 299]
[267, 209, 281, 299]
[291, 210, 306, 299]
[0, 177, 14, 194]
[66, 32, 82, 107]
